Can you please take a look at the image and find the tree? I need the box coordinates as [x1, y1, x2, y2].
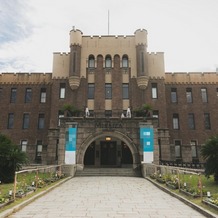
[0, 134, 28, 183]
[201, 135, 218, 182]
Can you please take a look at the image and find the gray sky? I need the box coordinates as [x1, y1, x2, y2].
[0, 0, 218, 73]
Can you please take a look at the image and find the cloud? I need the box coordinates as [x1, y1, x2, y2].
[0, 0, 217, 73]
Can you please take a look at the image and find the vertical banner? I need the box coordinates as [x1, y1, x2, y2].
[140, 127, 154, 163]
[65, 128, 77, 164]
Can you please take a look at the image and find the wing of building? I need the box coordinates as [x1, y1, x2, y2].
[0, 28, 217, 169]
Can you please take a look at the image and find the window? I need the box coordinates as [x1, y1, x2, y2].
[59, 83, 66, 99]
[122, 55, 128, 68]
[122, 84, 129, 99]
[186, 88, 192, 103]
[105, 83, 112, 99]
[72, 52, 76, 73]
[151, 83, 158, 99]
[38, 113, 45, 129]
[204, 113, 211, 129]
[171, 88, 177, 103]
[88, 55, 95, 68]
[88, 83, 95, 99]
[190, 140, 197, 158]
[153, 110, 159, 126]
[105, 55, 112, 68]
[188, 113, 195, 129]
[216, 88, 218, 97]
[173, 113, 179, 129]
[105, 110, 112, 117]
[23, 113, 30, 129]
[25, 88, 32, 103]
[201, 88, 208, 103]
[10, 88, 17, 103]
[36, 140, 43, 157]
[0, 88, 2, 102]
[40, 88, 46, 103]
[7, 113, 14, 129]
[21, 140, 27, 152]
[58, 110, 64, 126]
[141, 52, 144, 73]
[175, 140, 181, 158]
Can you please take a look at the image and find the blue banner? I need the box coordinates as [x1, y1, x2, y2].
[65, 128, 77, 151]
[140, 127, 154, 152]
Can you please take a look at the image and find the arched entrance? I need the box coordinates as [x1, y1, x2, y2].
[78, 131, 140, 168]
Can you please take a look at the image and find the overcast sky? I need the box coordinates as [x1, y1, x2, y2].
[0, 0, 217, 73]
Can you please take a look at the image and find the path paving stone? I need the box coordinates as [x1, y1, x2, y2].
[8, 177, 207, 218]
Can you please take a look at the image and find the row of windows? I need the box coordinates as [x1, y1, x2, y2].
[172, 113, 211, 130]
[170, 87, 218, 103]
[174, 140, 198, 158]
[88, 55, 129, 68]
[21, 140, 43, 158]
[0, 87, 47, 103]
[7, 113, 45, 129]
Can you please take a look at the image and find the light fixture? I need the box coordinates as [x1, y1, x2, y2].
[105, 136, 111, 141]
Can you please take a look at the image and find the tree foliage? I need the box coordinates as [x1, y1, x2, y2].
[201, 135, 218, 182]
[0, 134, 28, 183]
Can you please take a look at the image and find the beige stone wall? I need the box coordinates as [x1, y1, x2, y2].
[52, 53, 70, 78]
[0, 72, 52, 83]
[165, 72, 218, 84]
[147, 52, 165, 78]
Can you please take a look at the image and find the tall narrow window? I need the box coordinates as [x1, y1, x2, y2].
[188, 113, 195, 129]
[175, 140, 181, 158]
[190, 140, 197, 158]
[58, 110, 64, 126]
[201, 88, 208, 103]
[88, 55, 95, 68]
[122, 55, 128, 68]
[38, 113, 45, 129]
[171, 88, 177, 103]
[122, 84, 129, 99]
[204, 113, 211, 129]
[40, 88, 46, 103]
[153, 110, 159, 126]
[88, 83, 95, 99]
[216, 88, 218, 97]
[21, 140, 27, 152]
[105, 110, 112, 117]
[25, 88, 32, 103]
[7, 113, 14, 129]
[73, 52, 76, 73]
[186, 88, 193, 103]
[59, 83, 66, 99]
[151, 83, 158, 99]
[36, 140, 43, 158]
[23, 113, 30, 129]
[10, 88, 17, 103]
[105, 55, 112, 68]
[0, 88, 2, 102]
[141, 52, 144, 73]
[105, 83, 112, 99]
[173, 113, 179, 129]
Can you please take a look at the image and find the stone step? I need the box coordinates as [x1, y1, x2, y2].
[75, 167, 142, 177]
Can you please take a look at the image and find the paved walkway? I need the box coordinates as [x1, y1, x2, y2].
[8, 177, 207, 218]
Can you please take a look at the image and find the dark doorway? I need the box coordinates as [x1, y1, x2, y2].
[101, 141, 116, 165]
[84, 142, 95, 165]
[121, 142, 133, 164]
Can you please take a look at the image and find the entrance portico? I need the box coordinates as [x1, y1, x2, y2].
[57, 117, 159, 169]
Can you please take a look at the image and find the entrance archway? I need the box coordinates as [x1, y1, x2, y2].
[77, 131, 140, 168]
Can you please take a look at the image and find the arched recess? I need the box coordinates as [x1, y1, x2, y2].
[77, 130, 141, 168]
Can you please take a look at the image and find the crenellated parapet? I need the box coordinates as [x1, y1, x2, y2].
[0, 72, 52, 84]
[165, 72, 218, 84]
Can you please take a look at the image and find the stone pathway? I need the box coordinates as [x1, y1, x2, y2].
[8, 177, 207, 218]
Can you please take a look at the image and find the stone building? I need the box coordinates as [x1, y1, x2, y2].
[0, 28, 217, 169]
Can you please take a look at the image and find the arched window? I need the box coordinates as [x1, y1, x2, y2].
[105, 55, 112, 68]
[122, 55, 128, 68]
[88, 55, 95, 68]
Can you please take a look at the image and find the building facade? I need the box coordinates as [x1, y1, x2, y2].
[0, 28, 217, 168]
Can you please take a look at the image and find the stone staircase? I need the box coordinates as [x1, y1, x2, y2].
[75, 167, 142, 177]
